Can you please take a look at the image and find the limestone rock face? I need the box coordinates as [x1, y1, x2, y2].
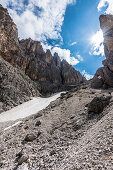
[61, 60, 85, 84]
[19, 38, 85, 93]
[0, 5, 85, 94]
[92, 15, 113, 88]
[0, 5, 21, 66]
[19, 38, 62, 84]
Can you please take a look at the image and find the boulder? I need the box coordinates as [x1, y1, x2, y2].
[17, 155, 29, 165]
[35, 120, 41, 126]
[24, 133, 36, 142]
[16, 149, 24, 159]
[88, 96, 111, 114]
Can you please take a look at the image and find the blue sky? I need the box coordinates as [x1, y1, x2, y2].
[61, 0, 105, 77]
[0, 0, 113, 79]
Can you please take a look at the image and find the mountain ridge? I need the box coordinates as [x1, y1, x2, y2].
[0, 4, 113, 170]
[0, 4, 85, 111]
[0, 4, 85, 95]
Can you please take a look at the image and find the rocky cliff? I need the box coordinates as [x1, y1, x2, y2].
[0, 5, 22, 67]
[0, 4, 85, 94]
[92, 15, 113, 88]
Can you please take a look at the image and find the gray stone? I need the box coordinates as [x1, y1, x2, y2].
[17, 155, 29, 165]
[35, 121, 41, 126]
[24, 134, 36, 142]
[88, 96, 111, 114]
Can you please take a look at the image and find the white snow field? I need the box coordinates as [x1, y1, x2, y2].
[0, 92, 64, 122]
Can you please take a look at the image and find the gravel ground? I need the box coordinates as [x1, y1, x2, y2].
[0, 85, 113, 170]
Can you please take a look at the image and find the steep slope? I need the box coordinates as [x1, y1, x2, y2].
[92, 15, 113, 88]
[0, 56, 39, 112]
[0, 4, 85, 94]
[0, 85, 113, 169]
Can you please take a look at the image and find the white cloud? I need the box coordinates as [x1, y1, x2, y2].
[70, 41, 77, 46]
[82, 70, 93, 80]
[90, 0, 113, 57]
[76, 54, 83, 61]
[90, 29, 104, 56]
[0, 0, 76, 42]
[41, 43, 52, 52]
[41, 43, 79, 65]
[98, 0, 113, 14]
[51, 47, 79, 65]
[98, 0, 107, 11]
[0, 0, 78, 66]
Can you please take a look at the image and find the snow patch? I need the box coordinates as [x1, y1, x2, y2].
[0, 92, 64, 122]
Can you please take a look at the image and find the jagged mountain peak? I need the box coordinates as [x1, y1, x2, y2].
[0, 4, 85, 95]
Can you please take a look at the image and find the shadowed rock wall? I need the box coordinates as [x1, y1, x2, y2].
[92, 15, 113, 88]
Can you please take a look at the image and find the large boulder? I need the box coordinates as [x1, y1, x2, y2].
[88, 96, 111, 114]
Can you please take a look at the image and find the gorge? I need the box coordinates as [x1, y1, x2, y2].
[0, 3, 113, 170]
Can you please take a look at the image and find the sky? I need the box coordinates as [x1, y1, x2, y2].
[0, 0, 113, 79]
